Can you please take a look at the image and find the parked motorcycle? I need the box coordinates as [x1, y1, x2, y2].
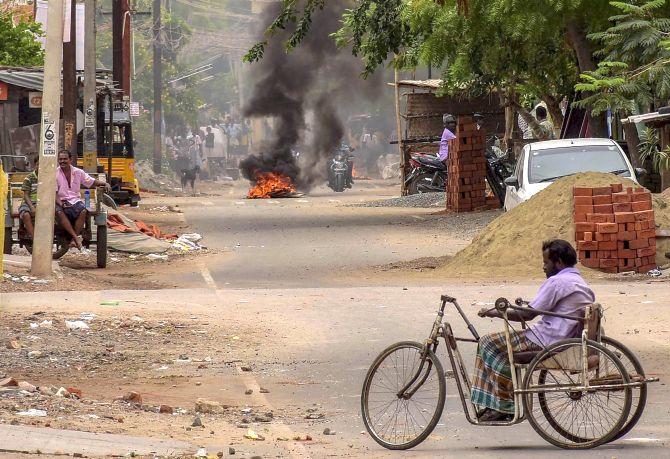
[328, 146, 354, 193]
[485, 135, 515, 205]
[405, 153, 448, 194]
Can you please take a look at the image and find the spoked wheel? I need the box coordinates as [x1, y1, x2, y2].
[523, 339, 632, 449]
[361, 341, 446, 450]
[600, 336, 647, 441]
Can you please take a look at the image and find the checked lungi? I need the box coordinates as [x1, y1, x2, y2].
[470, 330, 541, 414]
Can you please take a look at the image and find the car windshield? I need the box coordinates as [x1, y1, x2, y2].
[528, 144, 630, 184]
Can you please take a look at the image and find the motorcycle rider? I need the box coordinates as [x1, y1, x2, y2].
[438, 114, 457, 166]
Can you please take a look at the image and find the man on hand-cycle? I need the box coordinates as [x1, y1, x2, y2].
[472, 239, 595, 422]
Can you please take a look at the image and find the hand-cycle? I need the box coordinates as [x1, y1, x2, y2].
[361, 295, 658, 450]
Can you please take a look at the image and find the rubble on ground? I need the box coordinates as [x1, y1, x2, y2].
[134, 160, 183, 195]
[357, 192, 447, 208]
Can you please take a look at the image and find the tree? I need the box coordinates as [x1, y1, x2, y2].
[0, 13, 44, 67]
[248, 0, 622, 136]
[575, 0, 670, 115]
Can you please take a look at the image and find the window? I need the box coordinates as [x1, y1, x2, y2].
[528, 145, 630, 184]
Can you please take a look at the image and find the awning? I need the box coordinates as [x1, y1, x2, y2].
[621, 111, 670, 125]
[0, 71, 45, 91]
[0, 68, 117, 93]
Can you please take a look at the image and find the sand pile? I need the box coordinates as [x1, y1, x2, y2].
[439, 172, 670, 278]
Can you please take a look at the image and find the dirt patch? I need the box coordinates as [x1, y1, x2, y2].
[438, 172, 670, 278]
[374, 255, 452, 272]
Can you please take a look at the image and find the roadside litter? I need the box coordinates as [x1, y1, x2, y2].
[65, 320, 90, 330]
[105, 208, 204, 255]
[17, 409, 47, 417]
[172, 234, 203, 252]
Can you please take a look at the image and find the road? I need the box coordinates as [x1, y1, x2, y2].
[170, 180, 494, 289]
[1, 286, 668, 458]
[1, 180, 668, 458]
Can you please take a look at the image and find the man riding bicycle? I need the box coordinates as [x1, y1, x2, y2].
[473, 239, 595, 422]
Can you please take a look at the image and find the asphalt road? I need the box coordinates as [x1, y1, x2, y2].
[172, 180, 484, 289]
[161, 180, 669, 457]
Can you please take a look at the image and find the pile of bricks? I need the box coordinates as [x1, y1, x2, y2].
[574, 184, 656, 274]
[446, 117, 499, 212]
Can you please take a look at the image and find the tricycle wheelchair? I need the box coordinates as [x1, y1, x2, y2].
[361, 295, 657, 450]
[3, 171, 108, 268]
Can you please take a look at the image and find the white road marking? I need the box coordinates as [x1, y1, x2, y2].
[201, 201, 215, 206]
[234, 363, 311, 458]
[622, 437, 664, 443]
[197, 261, 217, 289]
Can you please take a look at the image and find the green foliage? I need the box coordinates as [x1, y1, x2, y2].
[243, 0, 326, 63]
[333, 0, 413, 78]
[0, 13, 44, 67]
[638, 126, 670, 172]
[576, 0, 670, 115]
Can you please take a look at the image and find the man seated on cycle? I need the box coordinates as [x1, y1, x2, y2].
[473, 239, 595, 422]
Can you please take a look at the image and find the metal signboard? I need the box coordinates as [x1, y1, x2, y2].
[42, 114, 57, 156]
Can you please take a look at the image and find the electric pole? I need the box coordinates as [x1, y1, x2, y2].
[63, 0, 77, 164]
[31, 0, 65, 278]
[113, 0, 131, 95]
[83, 0, 98, 173]
[153, 0, 162, 174]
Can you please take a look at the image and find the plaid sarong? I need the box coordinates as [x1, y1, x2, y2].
[470, 330, 540, 414]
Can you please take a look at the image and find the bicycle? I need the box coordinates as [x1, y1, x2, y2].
[361, 295, 658, 450]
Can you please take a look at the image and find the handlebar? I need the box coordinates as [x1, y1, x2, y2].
[489, 297, 584, 322]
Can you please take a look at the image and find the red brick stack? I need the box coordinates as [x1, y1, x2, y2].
[574, 184, 656, 274]
[446, 117, 499, 212]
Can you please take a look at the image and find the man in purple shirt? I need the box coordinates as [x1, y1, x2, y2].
[438, 114, 457, 163]
[471, 240, 595, 422]
[55, 150, 110, 249]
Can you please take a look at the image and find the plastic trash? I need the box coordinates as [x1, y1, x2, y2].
[181, 233, 203, 243]
[65, 320, 90, 330]
[100, 300, 121, 306]
[146, 253, 169, 260]
[171, 236, 201, 252]
[647, 268, 662, 277]
[17, 409, 47, 417]
[80, 313, 96, 322]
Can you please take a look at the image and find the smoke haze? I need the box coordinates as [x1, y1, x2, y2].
[241, 2, 384, 189]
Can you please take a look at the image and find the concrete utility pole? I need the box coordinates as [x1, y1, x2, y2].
[31, 0, 65, 278]
[152, 0, 162, 174]
[63, 0, 78, 164]
[83, 0, 98, 173]
[113, 0, 132, 95]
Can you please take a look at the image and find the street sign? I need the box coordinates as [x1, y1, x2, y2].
[130, 102, 140, 117]
[29, 91, 43, 108]
[0, 82, 7, 101]
[85, 101, 95, 128]
[42, 115, 57, 156]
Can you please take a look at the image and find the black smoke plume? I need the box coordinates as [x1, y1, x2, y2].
[241, 2, 383, 189]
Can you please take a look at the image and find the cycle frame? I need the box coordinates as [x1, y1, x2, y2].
[399, 295, 657, 429]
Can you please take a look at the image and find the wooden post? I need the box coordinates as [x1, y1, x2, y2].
[152, 0, 162, 174]
[62, 0, 77, 164]
[31, 0, 65, 278]
[113, 0, 131, 95]
[83, 0, 98, 173]
[394, 67, 405, 195]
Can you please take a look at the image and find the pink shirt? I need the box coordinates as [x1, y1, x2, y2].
[57, 166, 95, 205]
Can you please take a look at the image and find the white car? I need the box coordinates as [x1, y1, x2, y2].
[503, 138, 640, 211]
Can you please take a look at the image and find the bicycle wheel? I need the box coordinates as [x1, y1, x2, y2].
[361, 341, 446, 450]
[523, 339, 631, 449]
[600, 336, 647, 441]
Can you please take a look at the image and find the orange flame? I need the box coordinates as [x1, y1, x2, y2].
[248, 172, 296, 199]
[352, 165, 371, 180]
